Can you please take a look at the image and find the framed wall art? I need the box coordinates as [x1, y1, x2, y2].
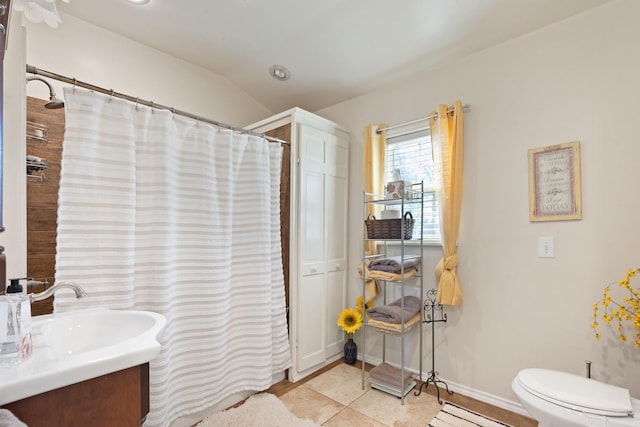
[528, 141, 582, 222]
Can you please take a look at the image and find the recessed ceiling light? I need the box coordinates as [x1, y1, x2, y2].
[269, 65, 290, 81]
[127, 0, 150, 4]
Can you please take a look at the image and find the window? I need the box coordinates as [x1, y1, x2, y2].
[384, 130, 440, 243]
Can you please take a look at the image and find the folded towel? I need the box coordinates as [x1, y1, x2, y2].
[357, 260, 380, 302]
[366, 268, 416, 282]
[0, 409, 28, 427]
[369, 362, 414, 389]
[366, 296, 421, 324]
[368, 312, 421, 331]
[369, 256, 421, 273]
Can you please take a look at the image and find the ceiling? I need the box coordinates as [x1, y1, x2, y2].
[57, 0, 612, 113]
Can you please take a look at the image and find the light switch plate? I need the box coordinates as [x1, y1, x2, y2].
[538, 236, 555, 258]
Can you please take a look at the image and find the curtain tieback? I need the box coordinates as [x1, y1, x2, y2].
[435, 254, 458, 278]
[435, 254, 462, 306]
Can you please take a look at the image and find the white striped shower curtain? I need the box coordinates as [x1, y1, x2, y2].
[54, 88, 291, 426]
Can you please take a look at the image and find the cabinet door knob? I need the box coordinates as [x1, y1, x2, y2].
[311, 267, 318, 273]
[336, 264, 340, 269]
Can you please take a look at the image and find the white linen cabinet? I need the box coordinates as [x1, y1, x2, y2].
[247, 108, 349, 381]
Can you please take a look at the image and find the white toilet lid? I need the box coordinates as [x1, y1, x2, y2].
[517, 368, 634, 417]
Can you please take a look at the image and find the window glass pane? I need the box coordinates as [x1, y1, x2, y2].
[421, 190, 439, 240]
[384, 134, 439, 241]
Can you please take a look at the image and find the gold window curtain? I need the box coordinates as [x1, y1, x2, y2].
[363, 124, 387, 254]
[429, 101, 464, 306]
[362, 124, 387, 301]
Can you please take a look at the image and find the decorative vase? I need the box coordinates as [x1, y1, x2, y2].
[344, 338, 357, 364]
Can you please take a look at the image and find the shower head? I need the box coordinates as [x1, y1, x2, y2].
[44, 98, 65, 110]
[26, 76, 65, 109]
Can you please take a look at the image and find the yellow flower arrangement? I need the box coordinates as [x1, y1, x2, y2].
[356, 295, 374, 316]
[337, 296, 372, 339]
[592, 268, 640, 350]
[337, 308, 362, 339]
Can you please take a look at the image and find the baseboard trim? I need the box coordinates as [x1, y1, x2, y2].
[437, 377, 530, 417]
[357, 354, 529, 417]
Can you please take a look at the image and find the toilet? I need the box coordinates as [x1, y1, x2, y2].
[512, 368, 640, 427]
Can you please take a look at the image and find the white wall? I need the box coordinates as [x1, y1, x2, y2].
[24, 12, 273, 127]
[319, 0, 640, 408]
[0, 21, 27, 280]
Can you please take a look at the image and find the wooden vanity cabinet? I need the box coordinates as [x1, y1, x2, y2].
[2, 363, 149, 427]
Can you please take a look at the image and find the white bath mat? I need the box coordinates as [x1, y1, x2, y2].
[429, 402, 513, 427]
[196, 392, 321, 427]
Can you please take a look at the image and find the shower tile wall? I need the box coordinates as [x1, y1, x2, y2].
[26, 96, 64, 316]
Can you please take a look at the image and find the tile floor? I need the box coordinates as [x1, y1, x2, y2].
[278, 363, 455, 427]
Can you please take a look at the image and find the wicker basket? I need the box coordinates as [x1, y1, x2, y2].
[365, 212, 414, 240]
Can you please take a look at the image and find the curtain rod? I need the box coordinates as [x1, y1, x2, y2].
[25, 65, 290, 146]
[386, 126, 429, 141]
[376, 104, 470, 134]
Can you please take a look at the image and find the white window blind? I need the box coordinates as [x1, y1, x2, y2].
[385, 131, 440, 243]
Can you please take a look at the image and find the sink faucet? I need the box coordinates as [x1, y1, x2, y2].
[30, 281, 87, 303]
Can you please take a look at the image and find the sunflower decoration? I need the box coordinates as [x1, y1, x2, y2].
[337, 307, 363, 339]
[356, 295, 374, 318]
[592, 267, 640, 350]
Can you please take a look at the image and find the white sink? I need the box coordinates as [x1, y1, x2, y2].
[0, 307, 166, 405]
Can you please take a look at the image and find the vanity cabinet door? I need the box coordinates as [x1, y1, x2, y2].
[3, 364, 149, 427]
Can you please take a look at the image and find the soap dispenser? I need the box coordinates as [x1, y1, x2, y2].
[0, 278, 33, 365]
[0, 282, 22, 366]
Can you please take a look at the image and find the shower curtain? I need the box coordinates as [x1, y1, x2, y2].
[54, 88, 291, 426]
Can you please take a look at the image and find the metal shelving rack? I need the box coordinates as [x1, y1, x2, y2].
[26, 121, 49, 182]
[361, 182, 424, 405]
